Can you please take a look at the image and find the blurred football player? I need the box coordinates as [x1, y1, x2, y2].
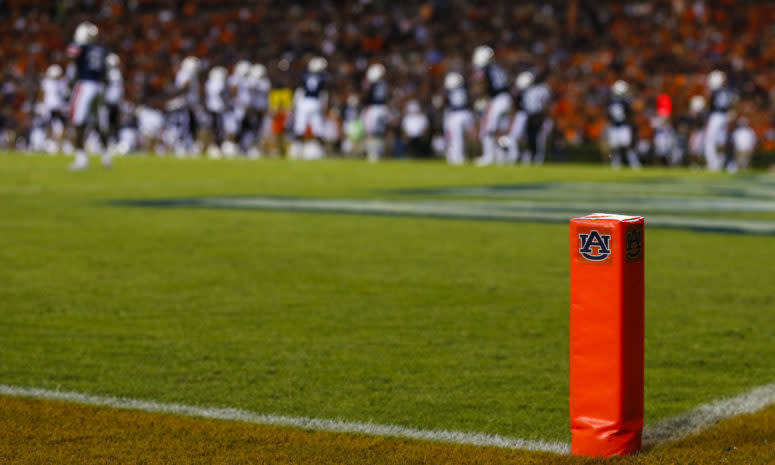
[442, 72, 472, 165]
[225, 60, 251, 155]
[471, 45, 512, 166]
[290, 56, 328, 159]
[652, 116, 679, 166]
[519, 71, 551, 164]
[506, 72, 531, 164]
[731, 117, 756, 171]
[66, 21, 111, 170]
[362, 63, 389, 162]
[606, 80, 640, 169]
[687, 95, 706, 165]
[169, 56, 201, 155]
[245, 63, 271, 157]
[704, 70, 734, 171]
[39, 64, 68, 152]
[103, 53, 123, 153]
[204, 66, 230, 158]
[401, 100, 429, 158]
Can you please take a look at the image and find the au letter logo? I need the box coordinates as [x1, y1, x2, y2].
[626, 227, 643, 261]
[578, 230, 612, 261]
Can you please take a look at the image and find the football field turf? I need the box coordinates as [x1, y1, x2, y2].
[1, 153, 774, 453]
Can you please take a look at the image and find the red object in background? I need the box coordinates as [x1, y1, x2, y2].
[657, 94, 672, 117]
[570, 214, 645, 457]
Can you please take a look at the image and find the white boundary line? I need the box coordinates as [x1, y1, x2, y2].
[0, 384, 569, 454]
[2, 382, 775, 454]
[642, 381, 775, 447]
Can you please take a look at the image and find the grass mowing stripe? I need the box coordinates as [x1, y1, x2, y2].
[0, 385, 570, 454]
[643, 381, 775, 447]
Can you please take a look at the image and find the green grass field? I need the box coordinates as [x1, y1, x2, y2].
[1, 153, 774, 444]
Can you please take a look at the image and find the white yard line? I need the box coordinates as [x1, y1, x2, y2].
[2, 382, 775, 454]
[0, 384, 569, 454]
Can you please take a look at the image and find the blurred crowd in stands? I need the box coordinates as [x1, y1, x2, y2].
[2, 0, 775, 162]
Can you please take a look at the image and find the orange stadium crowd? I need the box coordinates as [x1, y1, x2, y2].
[2, 0, 775, 154]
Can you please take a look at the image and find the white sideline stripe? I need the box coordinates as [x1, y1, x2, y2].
[3, 382, 775, 454]
[642, 381, 775, 447]
[0, 385, 569, 455]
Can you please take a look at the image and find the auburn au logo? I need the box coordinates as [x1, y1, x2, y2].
[578, 230, 612, 261]
[625, 226, 643, 261]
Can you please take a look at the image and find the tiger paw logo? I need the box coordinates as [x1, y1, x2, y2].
[578, 230, 612, 261]
[625, 226, 643, 262]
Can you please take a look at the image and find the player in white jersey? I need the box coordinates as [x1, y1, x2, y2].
[471, 45, 512, 166]
[442, 72, 473, 165]
[245, 63, 271, 157]
[704, 70, 734, 171]
[170, 56, 201, 154]
[204, 66, 230, 158]
[103, 53, 123, 152]
[224, 60, 251, 155]
[290, 56, 328, 159]
[362, 63, 389, 162]
[66, 21, 111, 170]
[520, 71, 552, 164]
[39, 64, 68, 152]
[506, 72, 531, 163]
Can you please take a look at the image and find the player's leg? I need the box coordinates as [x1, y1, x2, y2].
[624, 125, 641, 169]
[69, 81, 95, 170]
[306, 105, 326, 159]
[525, 114, 541, 165]
[535, 116, 552, 164]
[289, 100, 309, 159]
[704, 114, 723, 171]
[608, 126, 623, 168]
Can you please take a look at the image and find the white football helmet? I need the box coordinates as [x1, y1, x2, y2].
[249, 63, 267, 80]
[308, 56, 327, 73]
[181, 56, 200, 73]
[612, 80, 629, 96]
[209, 66, 227, 83]
[707, 70, 726, 90]
[366, 63, 385, 82]
[46, 64, 63, 79]
[516, 71, 534, 90]
[689, 95, 706, 113]
[472, 45, 494, 69]
[234, 60, 251, 78]
[74, 21, 98, 45]
[106, 53, 120, 69]
[444, 72, 463, 90]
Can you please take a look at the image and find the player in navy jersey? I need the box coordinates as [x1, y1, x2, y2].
[606, 80, 640, 169]
[471, 45, 512, 166]
[66, 21, 111, 170]
[290, 56, 328, 159]
[245, 63, 271, 157]
[362, 63, 389, 162]
[704, 70, 735, 171]
[442, 72, 473, 165]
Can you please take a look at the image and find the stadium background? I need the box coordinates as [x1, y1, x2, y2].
[2, 0, 775, 164]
